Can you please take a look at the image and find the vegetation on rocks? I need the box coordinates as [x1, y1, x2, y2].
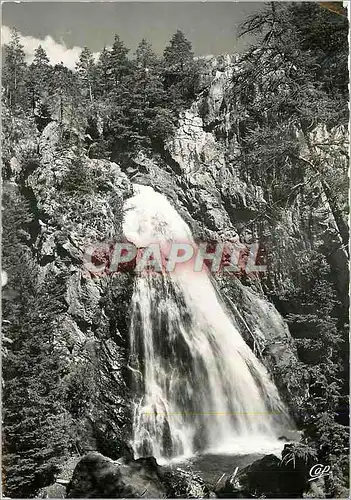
[2, 3, 349, 498]
[216, 4, 348, 496]
[2, 114, 134, 496]
[2, 27, 202, 173]
[2, 189, 70, 497]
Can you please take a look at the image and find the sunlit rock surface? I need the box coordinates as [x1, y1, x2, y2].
[7, 118, 134, 454]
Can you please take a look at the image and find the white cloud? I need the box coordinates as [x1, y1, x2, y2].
[1, 26, 100, 70]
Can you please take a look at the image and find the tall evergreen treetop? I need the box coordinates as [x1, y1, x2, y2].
[109, 35, 130, 87]
[163, 30, 194, 68]
[76, 46, 96, 101]
[27, 45, 51, 114]
[135, 38, 158, 69]
[3, 28, 27, 109]
[76, 47, 94, 71]
[4, 28, 26, 69]
[32, 45, 50, 67]
[96, 46, 111, 95]
[111, 34, 129, 59]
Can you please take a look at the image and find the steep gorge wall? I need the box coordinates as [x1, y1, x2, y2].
[126, 54, 348, 408]
[3, 53, 347, 465]
[4, 118, 135, 457]
[133, 54, 348, 302]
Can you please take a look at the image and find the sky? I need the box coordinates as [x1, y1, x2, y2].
[1, 2, 263, 69]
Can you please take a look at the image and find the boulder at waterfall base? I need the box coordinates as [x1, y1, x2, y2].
[67, 452, 166, 498]
[67, 452, 208, 498]
[215, 445, 316, 498]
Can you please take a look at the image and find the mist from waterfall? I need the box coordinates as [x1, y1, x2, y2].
[123, 184, 290, 462]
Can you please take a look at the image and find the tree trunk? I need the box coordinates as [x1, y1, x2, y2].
[299, 130, 349, 257]
[320, 178, 349, 252]
[89, 82, 93, 103]
[60, 91, 63, 124]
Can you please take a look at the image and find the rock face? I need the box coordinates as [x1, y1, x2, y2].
[8, 120, 134, 454]
[133, 54, 347, 301]
[67, 452, 166, 498]
[127, 53, 347, 406]
[215, 275, 303, 408]
[4, 53, 347, 497]
[215, 445, 315, 498]
[67, 452, 208, 498]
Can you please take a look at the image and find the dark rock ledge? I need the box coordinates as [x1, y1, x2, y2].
[38, 442, 320, 499]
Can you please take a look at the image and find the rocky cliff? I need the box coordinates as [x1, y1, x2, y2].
[121, 54, 348, 407]
[3, 51, 348, 495]
[128, 53, 348, 303]
[4, 115, 135, 457]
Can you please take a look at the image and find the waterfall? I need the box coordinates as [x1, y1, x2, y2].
[123, 184, 290, 462]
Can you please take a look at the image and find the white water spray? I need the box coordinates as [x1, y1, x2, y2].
[123, 184, 290, 462]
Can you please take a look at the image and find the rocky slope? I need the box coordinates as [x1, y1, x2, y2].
[128, 54, 348, 302]
[3, 53, 348, 496]
[5, 116, 135, 457]
[122, 54, 348, 406]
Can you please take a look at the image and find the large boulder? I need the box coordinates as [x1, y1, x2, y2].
[161, 466, 209, 498]
[215, 444, 316, 498]
[67, 452, 209, 498]
[215, 454, 282, 498]
[67, 452, 166, 498]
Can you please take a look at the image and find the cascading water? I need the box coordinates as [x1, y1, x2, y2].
[123, 184, 290, 462]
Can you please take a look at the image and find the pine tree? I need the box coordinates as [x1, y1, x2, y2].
[27, 45, 51, 114]
[108, 35, 131, 90]
[95, 35, 132, 160]
[129, 39, 175, 147]
[3, 269, 70, 498]
[163, 30, 193, 69]
[2, 189, 70, 498]
[76, 46, 96, 102]
[33, 44, 50, 66]
[289, 2, 348, 94]
[49, 63, 80, 126]
[102, 38, 175, 159]
[163, 30, 200, 109]
[237, 2, 348, 244]
[135, 38, 159, 69]
[280, 251, 349, 495]
[96, 46, 111, 96]
[3, 28, 28, 110]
